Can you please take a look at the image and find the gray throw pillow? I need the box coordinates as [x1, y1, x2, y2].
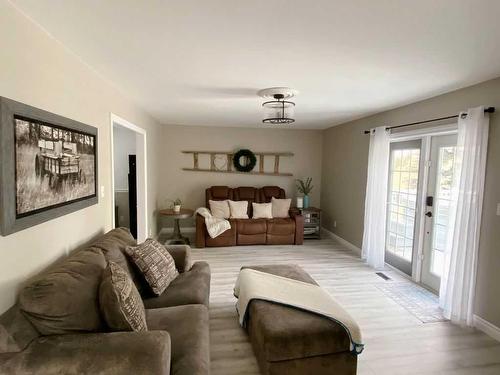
[125, 239, 179, 295]
[99, 262, 147, 332]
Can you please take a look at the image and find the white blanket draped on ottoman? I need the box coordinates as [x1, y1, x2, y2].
[234, 268, 364, 354]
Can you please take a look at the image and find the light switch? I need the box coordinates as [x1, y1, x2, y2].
[100, 186, 105, 198]
[497, 203, 500, 216]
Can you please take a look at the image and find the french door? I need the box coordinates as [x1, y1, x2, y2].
[384, 133, 458, 293]
[420, 134, 458, 292]
[385, 140, 423, 276]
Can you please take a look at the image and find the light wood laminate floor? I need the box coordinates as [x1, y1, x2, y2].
[190, 238, 500, 375]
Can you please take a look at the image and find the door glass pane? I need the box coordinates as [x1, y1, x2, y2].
[430, 146, 456, 276]
[386, 148, 420, 262]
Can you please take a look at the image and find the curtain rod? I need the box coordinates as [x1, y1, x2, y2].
[363, 106, 495, 134]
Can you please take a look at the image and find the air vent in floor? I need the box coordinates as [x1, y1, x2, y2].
[376, 272, 391, 281]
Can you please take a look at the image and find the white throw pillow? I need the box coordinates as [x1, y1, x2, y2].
[228, 200, 249, 219]
[271, 197, 291, 218]
[252, 202, 273, 219]
[209, 200, 230, 219]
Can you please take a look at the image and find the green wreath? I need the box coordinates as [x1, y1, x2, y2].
[233, 149, 257, 172]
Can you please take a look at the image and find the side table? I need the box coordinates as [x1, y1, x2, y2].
[159, 208, 194, 245]
[299, 207, 322, 239]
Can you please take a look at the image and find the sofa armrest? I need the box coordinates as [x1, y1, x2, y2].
[196, 213, 207, 248]
[0, 331, 171, 375]
[164, 244, 192, 273]
[289, 210, 304, 245]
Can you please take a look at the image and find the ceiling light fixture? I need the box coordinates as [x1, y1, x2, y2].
[258, 87, 297, 124]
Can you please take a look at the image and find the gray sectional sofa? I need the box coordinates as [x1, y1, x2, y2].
[0, 228, 211, 375]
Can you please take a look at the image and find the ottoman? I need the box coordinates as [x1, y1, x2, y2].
[241, 264, 357, 375]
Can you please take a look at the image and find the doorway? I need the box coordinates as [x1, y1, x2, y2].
[385, 132, 458, 294]
[110, 114, 148, 242]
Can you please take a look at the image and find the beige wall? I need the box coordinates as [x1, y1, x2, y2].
[0, 2, 162, 314]
[158, 125, 323, 229]
[321, 77, 500, 327]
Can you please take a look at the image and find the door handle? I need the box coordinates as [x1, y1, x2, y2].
[425, 211, 433, 218]
[426, 196, 434, 207]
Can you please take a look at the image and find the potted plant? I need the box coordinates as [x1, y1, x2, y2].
[167, 198, 182, 213]
[296, 178, 313, 209]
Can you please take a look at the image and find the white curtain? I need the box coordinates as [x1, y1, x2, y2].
[362, 126, 390, 270]
[439, 106, 490, 326]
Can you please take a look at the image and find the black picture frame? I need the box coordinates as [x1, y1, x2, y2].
[0, 97, 98, 236]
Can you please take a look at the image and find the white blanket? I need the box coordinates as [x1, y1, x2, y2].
[195, 207, 231, 238]
[234, 268, 364, 354]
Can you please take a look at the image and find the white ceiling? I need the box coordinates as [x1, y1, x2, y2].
[12, 0, 500, 129]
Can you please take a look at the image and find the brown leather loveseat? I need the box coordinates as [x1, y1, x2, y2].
[196, 186, 304, 248]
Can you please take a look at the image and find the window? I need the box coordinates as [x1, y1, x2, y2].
[386, 148, 420, 261]
[430, 146, 456, 276]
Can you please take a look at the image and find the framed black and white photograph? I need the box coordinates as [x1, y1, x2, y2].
[0, 97, 98, 235]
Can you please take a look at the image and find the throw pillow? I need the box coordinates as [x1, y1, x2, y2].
[228, 200, 249, 219]
[252, 202, 273, 219]
[271, 197, 291, 218]
[100, 261, 147, 332]
[209, 200, 230, 219]
[125, 239, 179, 296]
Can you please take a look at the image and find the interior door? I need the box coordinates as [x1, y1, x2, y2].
[385, 140, 422, 276]
[421, 134, 457, 292]
[128, 154, 137, 239]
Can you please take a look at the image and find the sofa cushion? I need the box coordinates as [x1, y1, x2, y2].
[0, 306, 39, 354]
[100, 262, 147, 332]
[237, 219, 267, 235]
[259, 186, 286, 202]
[266, 233, 295, 245]
[238, 233, 267, 245]
[252, 203, 273, 219]
[228, 200, 249, 219]
[0, 331, 172, 375]
[267, 218, 295, 235]
[126, 239, 179, 296]
[164, 244, 192, 273]
[146, 304, 210, 375]
[143, 262, 211, 309]
[19, 248, 107, 335]
[209, 199, 230, 219]
[89, 227, 143, 289]
[233, 187, 259, 217]
[271, 197, 291, 218]
[206, 186, 233, 205]
[205, 219, 237, 247]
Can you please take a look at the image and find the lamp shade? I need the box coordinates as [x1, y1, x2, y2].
[262, 95, 295, 124]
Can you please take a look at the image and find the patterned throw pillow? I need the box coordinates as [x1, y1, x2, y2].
[99, 261, 147, 332]
[125, 239, 179, 295]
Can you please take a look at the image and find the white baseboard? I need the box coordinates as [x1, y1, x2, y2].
[474, 315, 500, 342]
[158, 227, 196, 235]
[321, 227, 361, 255]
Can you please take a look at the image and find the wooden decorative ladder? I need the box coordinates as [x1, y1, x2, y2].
[181, 151, 294, 176]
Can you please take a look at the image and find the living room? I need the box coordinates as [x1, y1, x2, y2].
[1, 1, 500, 374]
